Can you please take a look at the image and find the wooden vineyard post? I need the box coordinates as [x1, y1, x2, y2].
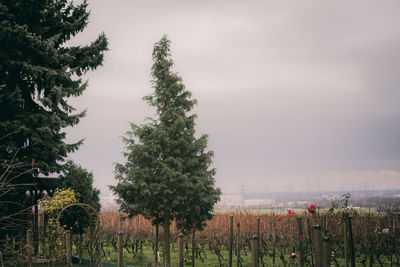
[237, 223, 241, 267]
[229, 215, 233, 267]
[272, 220, 276, 265]
[289, 217, 294, 267]
[117, 231, 123, 267]
[154, 223, 159, 267]
[178, 234, 184, 267]
[66, 230, 72, 267]
[98, 220, 102, 267]
[192, 225, 196, 267]
[33, 203, 39, 256]
[42, 213, 47, 259]
[344, 218, 348, 267]
[257, 217, 260, 247]
[251, 236, 259, 267]
[117, 212, 123, 267]
[26, 230, 32, 267]
[393, 216, 397, 266]
[345, 217, 356, 267]
[321, 236, 331, 267]
[312, 225, 322, 267]
[257, 217, 261, 265]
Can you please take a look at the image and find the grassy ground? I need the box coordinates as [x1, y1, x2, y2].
[67, 244, 395, 267]
[99, 243, 254, 266]
[24, 253, 396, 267]
[22, 242, 396, 266]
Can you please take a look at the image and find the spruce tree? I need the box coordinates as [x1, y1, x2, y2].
[0, 0, 108, 175]
[111, 36, 221, 267]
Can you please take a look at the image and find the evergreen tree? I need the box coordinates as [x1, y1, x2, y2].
[0, 0, 108, 175]
[58, 160, 100, 235]
[111, 36, 221, 267]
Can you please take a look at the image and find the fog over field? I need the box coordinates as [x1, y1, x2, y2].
[65, 1, 400, 198]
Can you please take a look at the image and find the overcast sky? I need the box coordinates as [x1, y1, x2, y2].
[65, 0, 400, 196]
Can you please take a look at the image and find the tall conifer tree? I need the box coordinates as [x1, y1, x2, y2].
[0, 0, 108, 174]
[112, 36, 221, 266]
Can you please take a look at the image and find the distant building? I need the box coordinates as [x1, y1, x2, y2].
[217, 194, 242, 208]
[245, 199, 273, 207]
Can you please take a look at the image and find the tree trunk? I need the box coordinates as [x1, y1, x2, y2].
[154, 224, 159, 267]
[163, 215, 171, 267]
[79, 234, 83, 264]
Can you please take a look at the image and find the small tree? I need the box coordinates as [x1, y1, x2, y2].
[0, 142, 36, 265]
[111, 36, 221, 266]
[58, 160, 100, 235]
[0, 146, 35, 235]
[40, 188, 78, 263]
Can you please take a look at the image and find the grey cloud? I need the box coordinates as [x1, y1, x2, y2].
[65, 1, 400, 195]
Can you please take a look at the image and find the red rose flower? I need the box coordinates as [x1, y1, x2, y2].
[287, 209, 294, 217]
[307, 204, 316, 214]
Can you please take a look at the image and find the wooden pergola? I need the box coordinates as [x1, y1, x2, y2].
[18, 174, 59, 256]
